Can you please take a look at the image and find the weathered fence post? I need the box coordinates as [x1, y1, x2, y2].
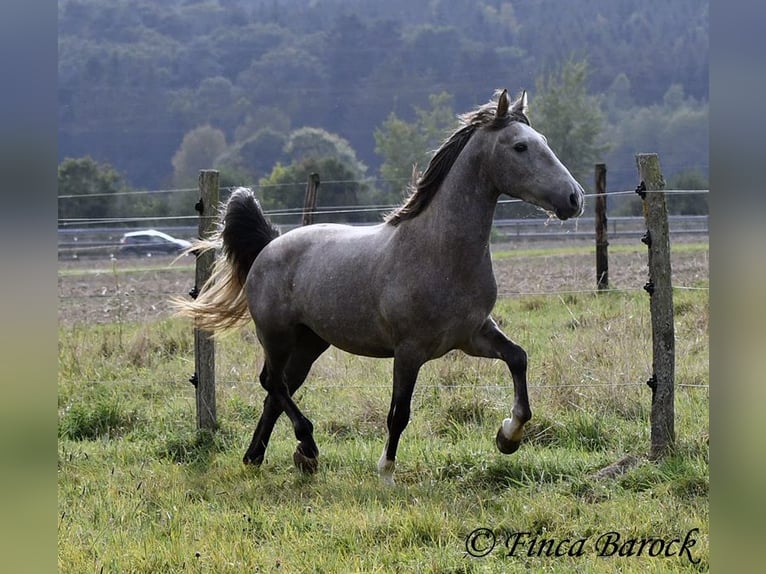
[594, 163, 609, 290]
[635, 154, 675, 459]
[192, 170, 219, 432]
[302, 172, 320, 226]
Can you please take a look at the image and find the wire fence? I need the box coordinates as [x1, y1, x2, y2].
[58, 189, 709, 309]
[57, 187, 709, 261]
[58, 185, 709, 394]
[57, 187, 708, 226]
[60, 378, 709, 393]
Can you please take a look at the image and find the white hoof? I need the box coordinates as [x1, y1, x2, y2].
[501, 417, 523, 442]
[378, 452, 396, 486]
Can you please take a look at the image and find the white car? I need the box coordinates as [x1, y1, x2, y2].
[118, 229, 192, 256]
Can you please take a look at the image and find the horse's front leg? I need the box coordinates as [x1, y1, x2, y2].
[460, 317, 531, 455]
[378, 351, 423, 485]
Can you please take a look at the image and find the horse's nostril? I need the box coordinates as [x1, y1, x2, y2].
[569, 192, 580, 208]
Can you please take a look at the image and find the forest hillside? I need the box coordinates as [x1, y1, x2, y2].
[58, 0, 708, 217]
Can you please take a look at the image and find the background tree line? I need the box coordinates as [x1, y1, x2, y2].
[58, 0, 708, 222]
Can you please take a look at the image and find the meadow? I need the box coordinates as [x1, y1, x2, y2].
[58, 240, 709, 572]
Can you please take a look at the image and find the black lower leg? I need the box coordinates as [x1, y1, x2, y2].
[243, 394, 282, 465]
[506, 342, 531, 423]
[243, 331, 328, 468]
[381, 356, 420, 470]
[384, 402, 410, 462]
[496, 341, 531, 454]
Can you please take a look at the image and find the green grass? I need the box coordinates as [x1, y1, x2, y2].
[56, 243, 708, 278]
[57, 259, 195, 278]
[58, 288, 708, 572]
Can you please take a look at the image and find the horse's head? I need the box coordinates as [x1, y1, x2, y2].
[483, 90, 584, 220]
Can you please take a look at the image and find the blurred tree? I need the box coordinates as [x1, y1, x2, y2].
[170, 76, 248, 136]
[667, 169, 708, 215]
[212, 22, 290, 80]
[480, 2, 521, 42]
[216, 128, 288, 180]
[57, 0, 708, 191]
[58, 156, 128, 220]
[167, 125, 228, 216]
[532, 58, 609, 193]
[327, 13, 371, 86]
[603, 72, 635, 119]
[171, 125, 228, 187]
[237, 46, 326, 127]
[234, 107, 291, 143]
[374, 92, 456, 200]
[611, 168, 709, 217]
[403, 26, 463, 79]
[285, 127, 367, 178]
[259, 157, 370, 224]
[604, 84, 708, 207]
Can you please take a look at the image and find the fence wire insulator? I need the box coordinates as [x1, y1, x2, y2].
[635, 181, 647, 199]
[645, 373, 657, 391]
[643, 280, 655, 295]
[194, 199, 204, 214]
[641, 230, 652, 247]
[189, 285, 199, 299]
[189, 373, 198, 388]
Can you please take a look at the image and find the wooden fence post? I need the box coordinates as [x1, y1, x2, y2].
[302, 172, 320, 226]
[594, 163, 608, 290]
[635, 154, 675, 459]
[193, 170, 219, 432]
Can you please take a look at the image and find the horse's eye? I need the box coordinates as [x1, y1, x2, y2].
[513, 142, 528, 153]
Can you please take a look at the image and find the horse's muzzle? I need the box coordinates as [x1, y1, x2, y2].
[556, 186, 584, 220]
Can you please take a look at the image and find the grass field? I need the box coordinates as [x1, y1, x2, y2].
[58, 242, 709, 572]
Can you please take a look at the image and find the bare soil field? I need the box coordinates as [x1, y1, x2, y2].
[58, 237, 708, 326]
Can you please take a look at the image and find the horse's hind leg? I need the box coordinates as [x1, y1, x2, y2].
[243, 327, 329, 471]
[242, 364, 280, 466]
[283, 330, 329, 473]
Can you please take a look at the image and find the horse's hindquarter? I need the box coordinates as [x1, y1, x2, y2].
[247, 223, 397, 357]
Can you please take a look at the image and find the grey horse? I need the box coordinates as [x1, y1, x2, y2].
[175, 89, 584, 484]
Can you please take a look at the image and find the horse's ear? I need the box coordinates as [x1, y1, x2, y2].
[511, 90, 528, 116]
[496, 89, 509, 117]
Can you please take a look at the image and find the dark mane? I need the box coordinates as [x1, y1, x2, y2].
[385, 96, 529, 226]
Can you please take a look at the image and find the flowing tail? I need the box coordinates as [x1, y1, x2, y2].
[172, 187, 279, 333]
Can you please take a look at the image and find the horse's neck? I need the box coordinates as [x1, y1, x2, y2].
[398, 156, 498, 269]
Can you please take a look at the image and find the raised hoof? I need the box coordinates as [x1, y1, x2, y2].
[496, 427, 522, 455]
[293, 446, 319, 474]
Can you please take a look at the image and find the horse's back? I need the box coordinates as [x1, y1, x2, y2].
[254, 222, 391, 276]
[246, 222, 398, 355]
